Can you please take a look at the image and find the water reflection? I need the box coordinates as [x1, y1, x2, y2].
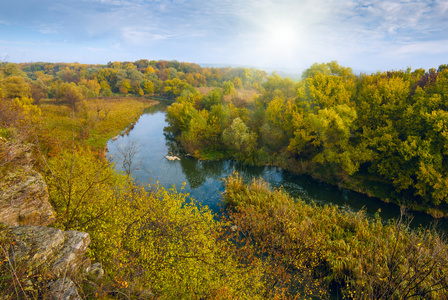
[107, 111, 448, 233]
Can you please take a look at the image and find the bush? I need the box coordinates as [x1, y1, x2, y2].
[222, 173, 448, 299]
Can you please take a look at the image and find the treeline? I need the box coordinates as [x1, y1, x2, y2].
[0, 60, 267, 108]
[166, 61, 448, 215]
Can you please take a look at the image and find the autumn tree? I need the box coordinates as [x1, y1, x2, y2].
[30, 79, 49, 105]
[64, 82, 84, 112]
[222, 80, 235, 95]
[222, 117, 258, 164]
[2, 76, 31, 99]
[163, 78, 194, 99]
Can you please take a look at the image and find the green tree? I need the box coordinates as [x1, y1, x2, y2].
[298, 73, 355, 110]
[233, 77, 243, 89]
[201, 88, 223, 110]
[163, 78, 194, 99]
[117, 79, 132, 94]
[44, 147, 119, 232]
[141, 79, 154, 95]
[222, 117, 258, 164]
[64, 82, 84, 112]
[2, 76, 31, 99]
[222, 80, 235, 95]
[308, 105, 370, 176]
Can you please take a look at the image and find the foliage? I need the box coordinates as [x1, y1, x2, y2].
[0, 225, 54, 299]
[222, 117, 258, 164]
[109, 182, 266, 299]
[166, 61, 448, 213]
[43, 146, 267, 299]
[4, 58, 448, 299]
[38, 97, 149, 152]
[223, 173, 448, 299]
[44, 147, 119, 232]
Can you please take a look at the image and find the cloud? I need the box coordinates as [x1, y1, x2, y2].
[388, 40, 448, 56]
[120, 26, 174, 44]
[1, 0, 447, 70]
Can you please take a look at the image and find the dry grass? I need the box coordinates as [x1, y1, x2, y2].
[38, 97, 155, 153]
[196, 87, 216, 95]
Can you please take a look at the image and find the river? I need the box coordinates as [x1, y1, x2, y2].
[107, 107, 448, 232]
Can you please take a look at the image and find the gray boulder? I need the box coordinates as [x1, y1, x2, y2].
[10, 225, 91, 278]
[0, 142, 56, 226]
[48, 278, 82, 300]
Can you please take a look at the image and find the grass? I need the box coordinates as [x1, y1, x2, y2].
[39, 97, 156, 151]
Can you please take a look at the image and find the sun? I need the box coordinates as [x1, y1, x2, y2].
[264, 20, 299, 52]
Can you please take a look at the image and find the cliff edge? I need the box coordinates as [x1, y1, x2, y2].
[0, 140, 93, 299]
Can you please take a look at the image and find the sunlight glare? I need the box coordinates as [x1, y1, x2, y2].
[264, 20, 299, 51]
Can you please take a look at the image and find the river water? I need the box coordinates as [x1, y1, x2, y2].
[107, 107, 448, 232]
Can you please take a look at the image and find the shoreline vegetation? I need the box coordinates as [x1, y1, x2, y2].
[164, 62, 448, 219]
[2, 59, 448, 298]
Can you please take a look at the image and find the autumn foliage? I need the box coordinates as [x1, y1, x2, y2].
[166, 61, 448, 215]
[2, 59, 448, 299]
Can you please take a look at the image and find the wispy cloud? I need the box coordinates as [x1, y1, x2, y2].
[121, 26, 174, 44]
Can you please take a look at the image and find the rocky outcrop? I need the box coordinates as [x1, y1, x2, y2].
[0, 141, 94, 299]
[9, 225, 91, 278]
[86, 262, 104, 279]
[0, 142, 56, 226]
[0, 170, 56, 226]
[48, 278, 82, 300]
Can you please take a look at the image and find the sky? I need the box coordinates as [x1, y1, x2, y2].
[1, 0, 448, 73]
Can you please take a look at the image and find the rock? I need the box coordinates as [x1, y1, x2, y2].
[86, 262, 104, 279]
[48, 278, 82, 300]
[1, 141, 91, 299]
[0, 170, 56, 226]
[52, 230, 91, 278]
[10, 226, 65, 270]
[0, 142, 56, 226]
[165, 155, 180, 161]
[10, 226, 90, 278]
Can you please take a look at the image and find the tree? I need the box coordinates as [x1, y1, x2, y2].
[222, 117, 258, 164]
[259, 74, 297, 106]
[2, 76, 31, 99]
[141, 80, 154, 95]
[301, 62, 331, 79]
[111, 139, 143, 176]
[201, 88, 223, 110]
[163, 78, 194, 99]
[43, 147, 119, 232]
[308, 105, 370, 176]
[1, 63, 27, 78]
[84, 79, 101, 97]
[30, 79, 48, 105]
[117, 79, 131, 94]
[222, 80, 235, 95]
[64, 82, 84, 112]
[299, 73, 355, 110]
[233, 77, 243, 89]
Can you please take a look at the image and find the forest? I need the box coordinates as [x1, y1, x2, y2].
[166, 62, 448, 216]
[1, 59, 448, 299]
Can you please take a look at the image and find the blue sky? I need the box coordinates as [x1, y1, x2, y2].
[1, 0, 448, 73]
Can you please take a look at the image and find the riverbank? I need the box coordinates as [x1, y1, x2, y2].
[38, 97, 157, 155]
[190, 148, 448, 219]
[107, 109, 448, 233]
